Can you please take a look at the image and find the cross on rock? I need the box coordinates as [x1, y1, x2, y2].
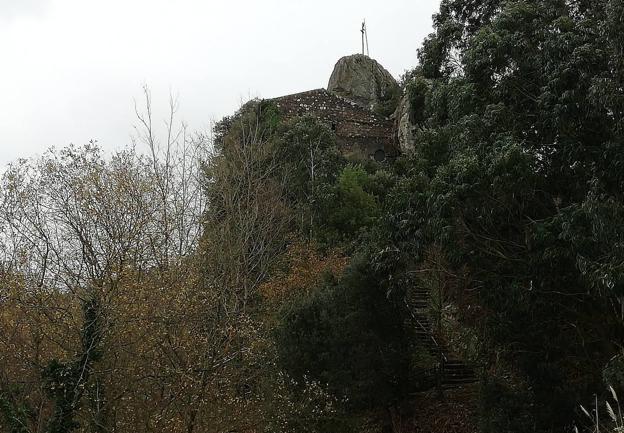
[361, 20, 369, 56]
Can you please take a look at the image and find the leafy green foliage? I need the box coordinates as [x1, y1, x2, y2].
[202, 3, 624, 425]
[274, 257, 409, 411]
[604, 352, 624, 390]
[0, 387, 31, 433]
[480, 378, 535, 433]
[314, 165, 380, 247]
[273, 116, 346, 237]
[43, 297, 103, 433]
[382, 0, 624, 430]
[375, 84, 401, 118]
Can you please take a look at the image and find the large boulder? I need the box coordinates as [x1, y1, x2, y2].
[327, 54, 400, 117]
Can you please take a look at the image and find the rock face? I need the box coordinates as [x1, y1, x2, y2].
[395, 93, 416, 153]
[327, 54, 400, 117]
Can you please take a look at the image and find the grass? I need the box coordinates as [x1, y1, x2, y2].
[578, 386, 624, 433]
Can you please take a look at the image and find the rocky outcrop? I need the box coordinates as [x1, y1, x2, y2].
[395, 93, 416, 153]
[327, 54, 400, 117]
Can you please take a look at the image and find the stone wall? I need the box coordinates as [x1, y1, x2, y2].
[271, 88, 397, 160]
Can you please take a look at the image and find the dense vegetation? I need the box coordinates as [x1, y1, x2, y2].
[400, 0, 624, 430]
[2, 0, 624, 432]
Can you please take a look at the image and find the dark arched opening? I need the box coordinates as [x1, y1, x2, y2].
[374, 149, 386, 162]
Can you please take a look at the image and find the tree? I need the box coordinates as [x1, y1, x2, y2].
[0, 88, 209, 432]
[389, 0, 624, 430]
[201, 100, 292, 316]
[275, 256, 409, 412]
[314, 165, 381, 247]
[273, 116, 345, 238]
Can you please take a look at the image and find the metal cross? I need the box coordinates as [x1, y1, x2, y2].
[361, 20, 370, 56]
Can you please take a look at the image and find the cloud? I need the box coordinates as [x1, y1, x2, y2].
[0, 0, 48, 22]
[0, 0, 441, 166]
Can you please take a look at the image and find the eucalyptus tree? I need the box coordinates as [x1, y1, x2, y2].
[390, 0, 624, 430]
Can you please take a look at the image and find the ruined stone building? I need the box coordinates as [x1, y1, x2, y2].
[269, 54, 403, 161]
[272, 88, 396, 161]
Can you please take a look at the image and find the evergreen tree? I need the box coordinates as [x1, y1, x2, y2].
[390, 0, 624, 430]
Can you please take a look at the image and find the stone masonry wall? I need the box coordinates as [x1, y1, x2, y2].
[271, 89, 397, 160]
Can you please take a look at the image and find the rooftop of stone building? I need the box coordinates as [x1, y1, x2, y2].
[270, 88, 392, 130]
[266, 55, 401, 161]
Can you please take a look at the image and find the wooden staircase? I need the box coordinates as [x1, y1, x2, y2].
[404, 288, 478, 390]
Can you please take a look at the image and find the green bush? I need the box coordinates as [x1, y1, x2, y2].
[274, 257, 409, 410]
[314, 165, 380, 247]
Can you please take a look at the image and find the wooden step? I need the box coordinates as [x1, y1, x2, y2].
[407, 293, 430, 299]
[406, 295, 429, 301]
[443, 370, 475, 377]
[443, 362, 472, 369]
[442, 372, 477, 380]
[408, 320, 431, 329]
[410, 319, 432, 328]
[414, 330, 433, 338]
[442, 374, 476, 381]
[443, 379, 476, 386]
[443, 366, 473, 370]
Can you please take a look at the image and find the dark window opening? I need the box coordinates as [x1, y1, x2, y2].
[374, 149, 386, 162]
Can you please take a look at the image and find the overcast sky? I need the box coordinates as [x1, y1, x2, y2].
[0, 0, 441, 166]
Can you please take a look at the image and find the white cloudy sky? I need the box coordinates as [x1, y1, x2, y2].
[0, 0, 440, 166]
